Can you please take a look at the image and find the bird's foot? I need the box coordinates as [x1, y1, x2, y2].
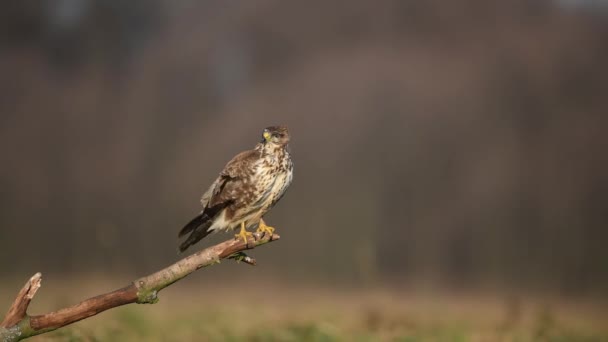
[235, 223, 253, 244]
[256, 218, 275, 236]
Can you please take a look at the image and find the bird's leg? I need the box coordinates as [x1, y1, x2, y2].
[256, 218, 275, 235]
[235, 222, 253, 244]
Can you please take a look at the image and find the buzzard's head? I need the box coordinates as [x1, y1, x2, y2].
[262, 126, 290, 146]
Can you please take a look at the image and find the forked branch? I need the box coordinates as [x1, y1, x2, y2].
[0, 232, 279, 342]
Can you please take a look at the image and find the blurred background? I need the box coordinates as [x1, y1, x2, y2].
[1, 0, 608, 340]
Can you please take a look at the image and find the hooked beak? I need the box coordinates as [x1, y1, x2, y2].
[263, 130, 271, 142]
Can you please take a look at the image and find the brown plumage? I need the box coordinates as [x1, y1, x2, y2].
[178, 126, 293, 253]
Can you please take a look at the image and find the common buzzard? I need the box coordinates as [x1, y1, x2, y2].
[178, 126, 293, 253]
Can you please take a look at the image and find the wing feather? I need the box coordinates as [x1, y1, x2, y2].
[201, 149, 259, 210]
[178, 148, 260, 252]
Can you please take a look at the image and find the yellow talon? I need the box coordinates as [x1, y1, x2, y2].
[235, 222, 253, 243]
[256, 218, 275, 235]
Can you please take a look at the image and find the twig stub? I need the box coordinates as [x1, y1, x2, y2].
[1, 273, 42, 328]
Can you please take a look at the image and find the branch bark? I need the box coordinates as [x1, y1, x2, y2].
[0, 232, 279, 342]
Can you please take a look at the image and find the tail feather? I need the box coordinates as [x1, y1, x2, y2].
[178, 213, 213, 253]
[179, 212, 205, 238]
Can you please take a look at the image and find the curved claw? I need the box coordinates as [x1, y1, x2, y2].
[235, 222, 253, 243]
[256, 218, 276, 235]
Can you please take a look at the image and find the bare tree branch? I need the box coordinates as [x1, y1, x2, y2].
[0, 232, 279, 342]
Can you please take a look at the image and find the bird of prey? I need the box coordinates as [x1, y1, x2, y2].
[178, 125, 293, 253]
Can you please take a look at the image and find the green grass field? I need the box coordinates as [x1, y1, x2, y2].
[5, 277, 603, 342]
[40, 305, 608, 342]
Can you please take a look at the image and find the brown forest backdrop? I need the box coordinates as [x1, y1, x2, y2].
[1, 0, 607, 295]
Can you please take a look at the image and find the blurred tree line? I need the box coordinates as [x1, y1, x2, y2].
[0, 0, 607, 295]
